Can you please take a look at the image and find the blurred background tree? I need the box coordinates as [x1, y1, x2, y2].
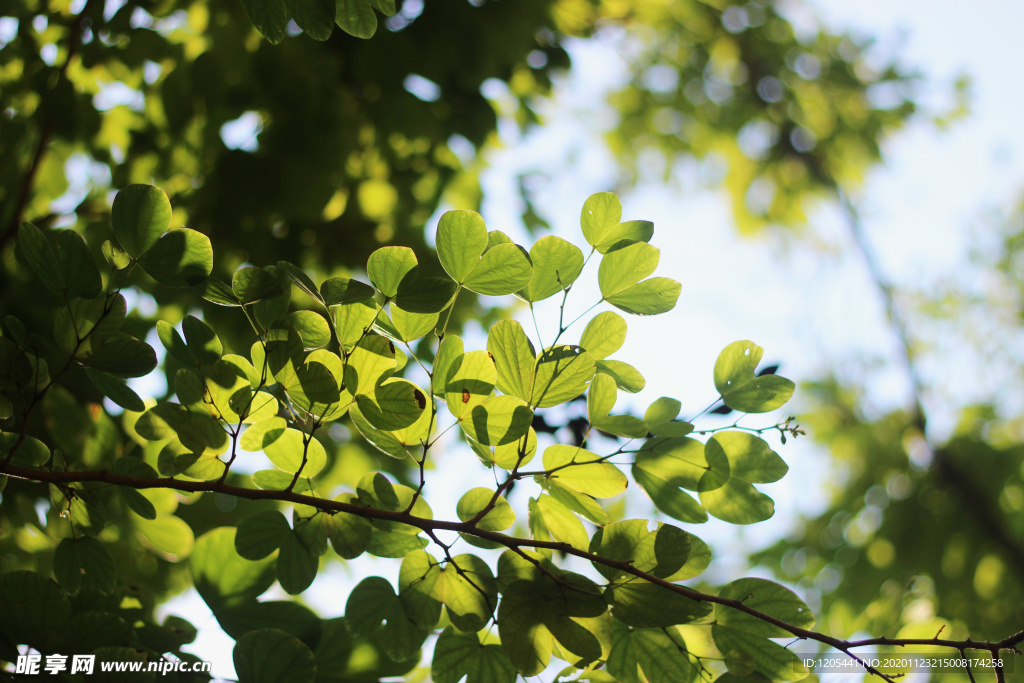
[2, 0, 1021, 678]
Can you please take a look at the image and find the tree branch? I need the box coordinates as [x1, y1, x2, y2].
[2, 460, 1021, 678]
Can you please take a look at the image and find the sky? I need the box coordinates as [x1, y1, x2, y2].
[161, 0, 1024, 678]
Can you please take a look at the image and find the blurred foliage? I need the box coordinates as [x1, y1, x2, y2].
[752, 199, 1024, 679]
[601, 0, 918, 232]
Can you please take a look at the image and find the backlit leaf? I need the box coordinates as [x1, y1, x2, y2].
[714, 341, 795, 413]
[437, 210, 488, 283]
[517, 236, 584, 302]
[462, 243, 533, 296]
[460, 394, 533, 447]
[367, 246, 417, 298]
[139, 228, 214, 287]
[530, 345, 595, 408]
[233, 629, 316, 683]
[111, 184, 171, 258]
[580, 192, 622, 249]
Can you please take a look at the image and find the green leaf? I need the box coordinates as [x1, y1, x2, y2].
[277, 532, 319, 594]
[462, 243, 533, 296]
[580, 192, 623, 249]
[366, 0, 395, 15]
[252, 470, 315, 492]
[216, 601, 319, 643]
[194, 276, 241, 306]
[390, 302, 437, 341]
[53, 293, 126, 352]
[233, 266, 287, 304]
[395, 276, 458, 313]
[242, 419, 327, 477]
[496, 584, 554, 676]
[437, 209, 488, 283]
[276, 260, 324, 304]
[367, 246, 417, 298]
[0, 431, 49, 467]
[606, 277, 681, 316]
[86, 369, 145, 412]
[530, 345, 595, 408]
[543, 444, 627, 498]
[579, 311, 627, 361]
[398, 550, 443, 628]
[457, 487, 516, 531]
[711, 625, 809, 681]
[111, 184, 172, 258]
[588, 519, 690, 581]
[135, 515, 195, 557]
[444, 350, 497, 419]
[632, 465, 708, 524]
[487, 320, 535, 401]
[596, 359, 645, 393]
[335, 301, 380, 351]
[335, 0, 377, 38]
[597, 241, 660, 299]
[182, 315, 223, 365]
[137, 402, 229, 455]
[432, 627, 516, 683]
[541, 478, 609, 525]
[234, 628, 317, 683]
[79, 334, 158, 378]
[156, 320, 195, 366]
[605, 581, 711, 628]
[57, 229, 102, 298]
[192, 528, 276, 611]
[286, 0, 334, 40]
[715, 578, 814, 637]
[698, 432, 788, 524]
[532, 495, 589, 550]
[239, 0, 290, 43]
[356, 471, 400, 511]
[61, 612, 133, 653]
[325, 494, 372, 559]
[595, 219, 655, 254]
[112, 456, 159, 519]
[713, 341, 795, 413]
[0, 572, 71, 652]
[345, 576, 429, 661]
[517, 236, 584, 302]
[644, 397, 694, 436]
[139, 227, 214, 287]
[349, 404, 427, 459]
[283, 310, 332, 349]
[588, 373, 648, 438]
[101, 239, 131, 270]
[357, 378, 428, 431]
[18, 221, 65, 292]
[489, 427, 537, 470]
[321, 276, 375, 305]
[236, 510, 291, 560]
[460, 395, 533, 447]
[632, 627, 697, 683]
[436, 554, 497, 632]
[53, 537, 117, 596]
[607, 619, 641, 683]
[432, 334, 464, 396]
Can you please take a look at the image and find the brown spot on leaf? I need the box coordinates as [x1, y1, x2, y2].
[462, 389, 470, 403]
[414, 389, 426, 410]
[487, 352, 495, 362]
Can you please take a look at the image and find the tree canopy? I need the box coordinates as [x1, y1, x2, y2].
[1, 0, 1021, 682]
